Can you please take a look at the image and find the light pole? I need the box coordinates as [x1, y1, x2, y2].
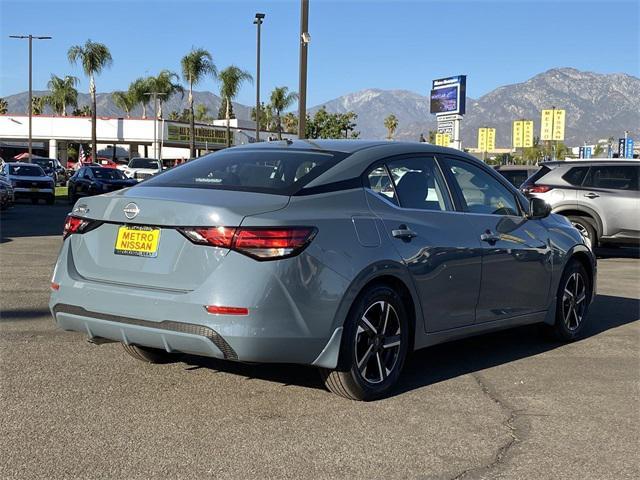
[254, 13, 265, 142]
[298, 0, 310, 139]
[9, 34, 52, 162]
[144, 92, 167, 161]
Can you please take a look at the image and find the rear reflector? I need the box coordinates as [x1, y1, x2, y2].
[522, 184, 552, 194]
[51, 282, 60, 291]
[178, 226, 317, 261]
[205, 305, 249, 316]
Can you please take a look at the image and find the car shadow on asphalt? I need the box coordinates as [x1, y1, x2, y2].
[179, 293, 639, 398]
[0, 202, 70, 243]
[595, 246, 639, 259]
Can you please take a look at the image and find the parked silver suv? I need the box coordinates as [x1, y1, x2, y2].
[521, 160, 640, 247]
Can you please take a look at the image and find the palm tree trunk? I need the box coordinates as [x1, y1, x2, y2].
[142, 103, 147, 119]
[226, 98, 231, 148]
[276, 109, 282, 140]
[189, 85, 195, 158]
[90, 75, 97, 162]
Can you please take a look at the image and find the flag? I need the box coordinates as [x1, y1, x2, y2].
[79, 145, 87, 163]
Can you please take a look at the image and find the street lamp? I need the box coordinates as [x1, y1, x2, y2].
[298, 0, 310, 139]
[9, 34, 52, 162]
[144, 92, 167, 160]
[254, 13, 265, 142]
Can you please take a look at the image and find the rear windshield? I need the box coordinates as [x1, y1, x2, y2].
[129, 158, 159, 169]
[499, 169, 537, 188]
[92, 168, 126, 180]
[140, 149, 343, 195]
[9, 165, 45, 176]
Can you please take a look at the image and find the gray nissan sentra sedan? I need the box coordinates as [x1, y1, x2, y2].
[50, 140, 596, 400]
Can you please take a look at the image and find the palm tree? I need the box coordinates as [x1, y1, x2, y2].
[32, 96, 45, 115]
[112, 90, 136, 118]
[148, 70, 184, 119]
[68, 39, 113, 160]
[384, 114, 398, 140]
[181, 48, 216, 157]
[45, 74, 79, 115]
[269, 87, 298, 140]
[218, 66, 252, 147]
[0, 98, 8, 114]
[128, 77, 152, 118]
[283, 112, 298, 134]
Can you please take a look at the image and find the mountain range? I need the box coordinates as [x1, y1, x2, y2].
[3, 68, 639, 147]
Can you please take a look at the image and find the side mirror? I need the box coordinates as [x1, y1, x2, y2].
[527, 197, 551, 219]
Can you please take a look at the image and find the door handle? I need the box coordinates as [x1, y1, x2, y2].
[584, 192, 599, 199]
[392, 225, 417, 240]
[480, 230, 501, 244]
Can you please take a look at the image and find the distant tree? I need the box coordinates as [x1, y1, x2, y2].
[218, 66, 253, 147]
[112, 90, 136, 118]
[0, 97, 8, 114]
[181, 48, 216, 157]
[68, 39, 113, 161]
[282, 112, 298, 134]
[305, 107, 359, 139]
[217, 98, 235, 120]
[31, 96, 45, 115]
[250, 102, 272, 131]
[194, 104, 213, 123]
[428, 130, 437, 143]
[148, 70, 184, 118]
[128, 77, 152, 118]
[71, 105, 92, 117]
[45, 74, 79, 115]
[384, 114, 398, 140]
[269, 86, 298, 140]
[593, 143, 604, 157]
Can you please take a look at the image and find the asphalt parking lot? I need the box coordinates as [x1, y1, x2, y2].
[1, 202, 638, 480]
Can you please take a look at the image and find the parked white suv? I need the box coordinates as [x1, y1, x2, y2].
[119, 158, 161, 182]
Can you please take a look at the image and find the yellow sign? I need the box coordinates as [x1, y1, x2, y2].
[114, 226, 161, 258]
[513, 120, 534, 148]
[167, 124, 227, 144]
[478, 127, 496, 152]
[540, 109, 565, 141]
[435, 133, 450, 146]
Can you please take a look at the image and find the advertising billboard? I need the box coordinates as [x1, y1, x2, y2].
[512, 120, 534, 148]
[540, 109, 565, 141]
[430, 75, 467, 115]
[478, 127, 496, 152]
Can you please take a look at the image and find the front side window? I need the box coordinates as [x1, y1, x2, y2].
[386, 157, 452, 211]
[445, 157, 520, 216]
[583, 165, 639, 191]
[141, 149, 343, 195]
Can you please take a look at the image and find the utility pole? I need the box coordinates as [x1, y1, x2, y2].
[298, 0, 310, 139]
[9, 34, 52, 162]
[254, 13, 265, 142]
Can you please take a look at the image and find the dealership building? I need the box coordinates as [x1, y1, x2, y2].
[0, 114, 295, 165]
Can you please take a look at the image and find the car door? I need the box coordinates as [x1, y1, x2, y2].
[577, 164, 640, 239]
[440, 155, 552, 324]
[365, 155, 483, 332]
[76, 168, 90, 197]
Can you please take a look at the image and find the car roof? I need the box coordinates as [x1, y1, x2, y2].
[543, 160, 640, 167]
[6, 162, 44, 167]
[496, 165, 539, 170]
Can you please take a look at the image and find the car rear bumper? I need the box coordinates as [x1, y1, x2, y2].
[49, 240, 349, 367]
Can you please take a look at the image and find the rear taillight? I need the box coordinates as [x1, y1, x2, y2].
[178, 226, 317, 261]
[63, 215, 101, 239]
[521, 184, 552, 195]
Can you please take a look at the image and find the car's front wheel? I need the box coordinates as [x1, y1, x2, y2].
[546, 259, 591, 341]
[320, 285, 409, 400]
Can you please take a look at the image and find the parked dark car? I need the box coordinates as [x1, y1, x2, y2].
[68, 166, 137, 204]
[495, 165, 540, 188]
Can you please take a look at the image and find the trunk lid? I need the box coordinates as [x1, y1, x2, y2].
[70, 187, 289, 290]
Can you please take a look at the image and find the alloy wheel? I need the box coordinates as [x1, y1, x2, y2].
[571, 221, 592, 248]
[354, 300, 402, 385]
[562, 272, 587, 331]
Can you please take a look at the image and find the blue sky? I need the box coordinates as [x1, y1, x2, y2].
[1, 0, 638, 107]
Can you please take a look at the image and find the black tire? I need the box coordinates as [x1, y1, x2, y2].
[545, 259, 592, 342]
[122, 343, 183, 364]
[46, 194, 55, 205]
[30, 197, 39, 205]
[319, 284, 409, 401]
[567, 215, 598, 248]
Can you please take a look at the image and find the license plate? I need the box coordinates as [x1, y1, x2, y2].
[30, 187, 39, 192]
[114, 225, 160, 258]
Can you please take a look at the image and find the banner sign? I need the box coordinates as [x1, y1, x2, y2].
[626, 138, 634, 158]
[166, 124, 227, 145]
[430, 75, 467, 115]
[435, 133, 450, 146]
[512, 120, 534, 148]
[540, 109, 565, 141]
[618, 138, 626, 157]
[478, 127, 496, 152]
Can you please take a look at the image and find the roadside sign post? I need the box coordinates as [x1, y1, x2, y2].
[430, 75, 466, 150]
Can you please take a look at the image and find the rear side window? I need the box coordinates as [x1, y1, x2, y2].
[141, 149, 343, 195]
[367, 167, 399, 206]
[583, 165, 639, 191]
[526, 165, 551, 184]
[562, 167, 589, 186]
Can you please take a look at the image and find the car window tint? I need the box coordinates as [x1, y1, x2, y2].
[366, 166, 398, 206]
[130, 158, 159, 169]
[583, 165, 639, 191]
[499, 170, 533, 188]
[446, 158, 520, 216]
[562, 167, 589, 186]
[92, 168, 125, 180]
[386, 157, 451, 211]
